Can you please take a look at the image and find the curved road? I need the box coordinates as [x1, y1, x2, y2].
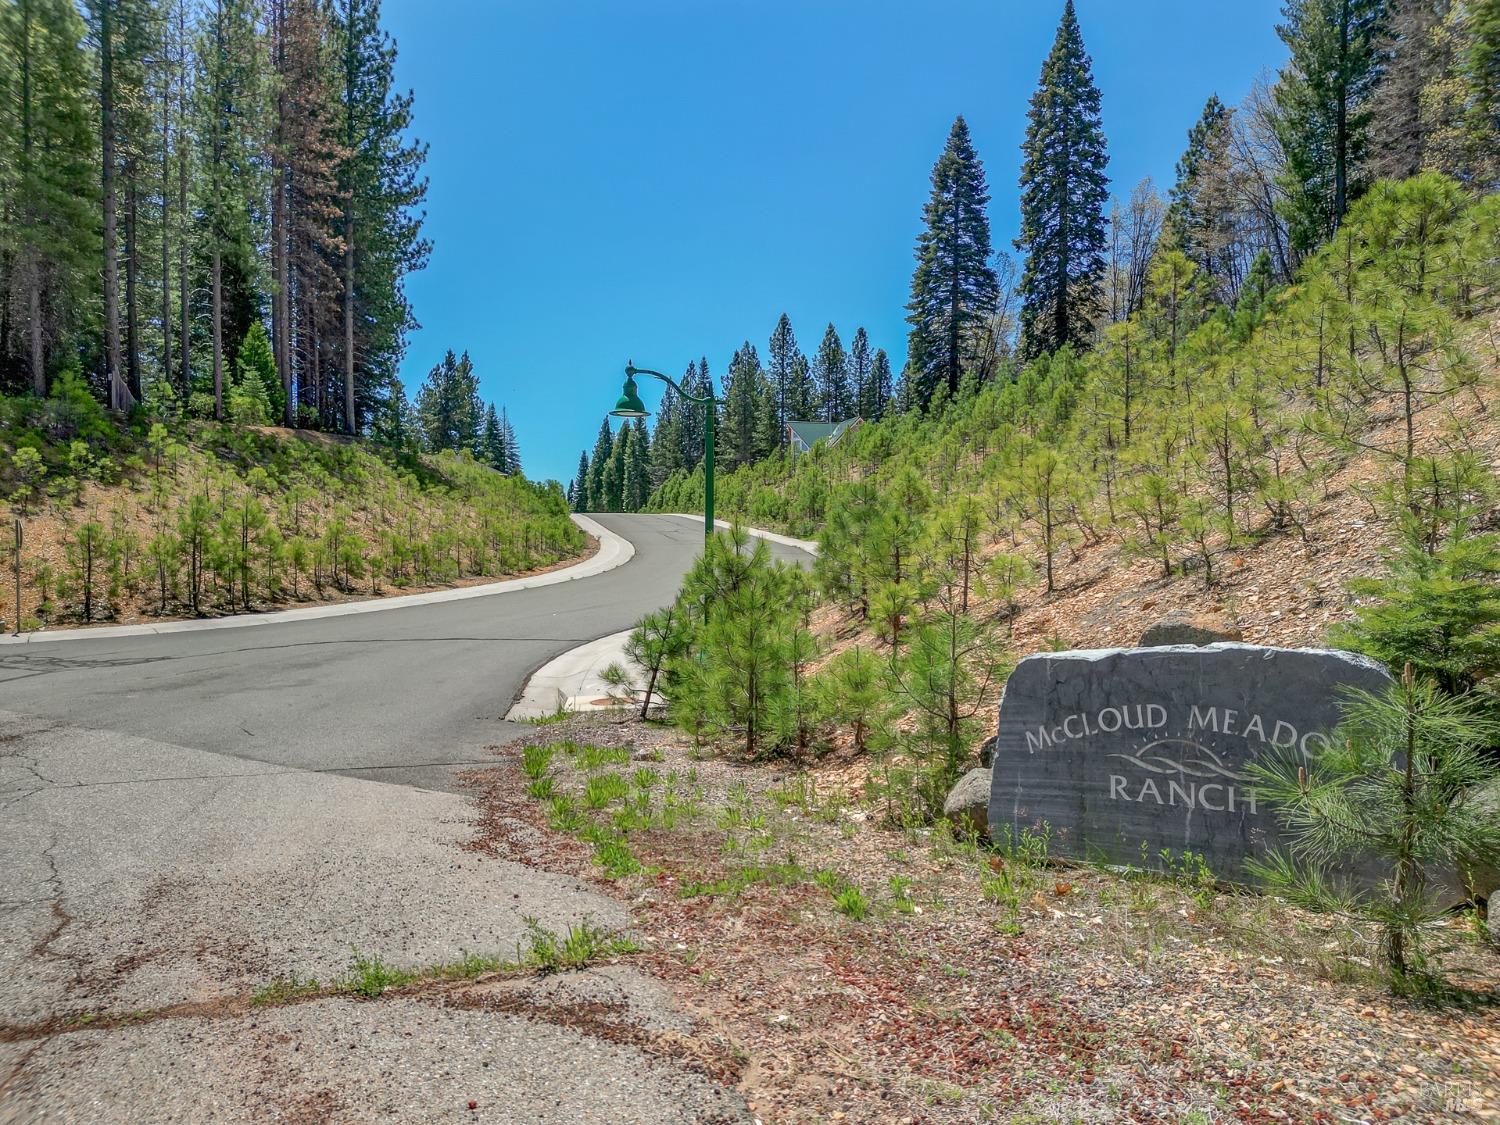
[0, 513, 810, 792]
[0, 514, 812, 1123]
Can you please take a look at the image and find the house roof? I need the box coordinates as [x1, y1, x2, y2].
[787, 418, 860, 452]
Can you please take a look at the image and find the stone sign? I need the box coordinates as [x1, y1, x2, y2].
[987, 643, 1392, 878]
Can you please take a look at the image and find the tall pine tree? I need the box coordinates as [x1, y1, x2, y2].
[1016, 0, 1110, 360]
[192, 0, 266, 420]
[1165, 95, 1241, 300]
[847, 327, 872, 420]
[650, 380, 685, 485]
[720, 342, 773, 470]
[1273, 0, 1388, 252]
[767, 313, 801, 443]
[0, 0, 97, 395]
[906, 115, 998, 407]
[813, 323, 851, 421]
[335, 0, 429, 433]
[867, 348, 893, 420]
[586, 417, 613, 511]
[414, 348, 480, 452]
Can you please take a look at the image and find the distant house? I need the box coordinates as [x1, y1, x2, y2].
[786, 418, 860, 455]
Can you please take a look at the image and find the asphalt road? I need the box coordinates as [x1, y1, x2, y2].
[0, 514, 812, 1123]
[0, 513, 810, 792]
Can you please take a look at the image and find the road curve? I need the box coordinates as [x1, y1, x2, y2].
[0, 513, 813, 792]
[0, 513, 812, 1121]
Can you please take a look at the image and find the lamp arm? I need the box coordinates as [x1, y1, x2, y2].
[626, 364, 718, 406]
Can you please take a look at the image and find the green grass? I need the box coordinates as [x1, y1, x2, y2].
[250, 973, 321, 1007]
[591, 835, 644, 878]
[571, 743, 631, 770]
[678, 860, 808, 899]
[546, 795, 586, 833]
[342, 949, 417, 998]
[833, 884, 871, 921]
[520, 743, 556, 779]
[244, 919, 641, 1009]
[518, 918, 640, 973]
[431, 951, 509, 980]
[583, 772, 630, 809]
[526, 775, 557, 800]
[889, 875, 917, 914]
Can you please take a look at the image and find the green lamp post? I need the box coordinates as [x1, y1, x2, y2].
[610, 361, 719, 544]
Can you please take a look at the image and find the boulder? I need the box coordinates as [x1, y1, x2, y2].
[1461, 777, 1500, 904]
[1139, 611, 1243, 648]
[988, 644, 1392, 881]
[942, 768, 991, 840]
[977, 734, 997, 768]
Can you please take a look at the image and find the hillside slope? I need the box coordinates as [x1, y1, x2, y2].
[0, 397, 585, 630]
[650, 176, 1500, 657]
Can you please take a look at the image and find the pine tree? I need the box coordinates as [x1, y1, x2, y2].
[500, 407, 519, 475]
[334, 0, 430, 433]
[1165, 95, 1241, 300]
[1017, 0, 1111, 361]
[1248, 670, 1499, 987]
[167, 0, 193, 398]
[371, 376, 417, 449]
[786, 352, 817, 424]
[847, 327, 872, 420]
[906, 115, 998, 406]
[1368, 0, 1448, 180]
[813, 323, 851, 422]
[570, 450, 590, 509]
[0, 0, 97, 396]
[233, 321, 282, 421]
[278, 0, 345, 430]
[721, 342, 772, 469]
[228, 329, 273, 425]
[480, 403, 504, 468]
[767, 313, 801, 444]
[867, 348, 894, 421]
[193, 0, 267, 421]
[1232, 249, 1277, 340]
[89, 0, 131, 409]
[1273, 0, 1387, 253]
[602, 421, 627, 511]
[414, 349, 481, 452]
[1423, 0, 1500, 187]
[1462, 0, 1500, 186]
[650, 381, 685, 485]
[109, 0, 165, 409]
[623, 417, 650, 510]
[677, 359, 708, 472]
[586, 418, 613, 511]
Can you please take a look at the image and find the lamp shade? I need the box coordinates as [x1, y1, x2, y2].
[610, 374, 649, 418]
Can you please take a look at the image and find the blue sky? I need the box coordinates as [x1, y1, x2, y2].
[383, 0, 1286, 486]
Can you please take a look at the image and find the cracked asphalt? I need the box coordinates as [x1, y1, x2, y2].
[0, 515, 811, 1123]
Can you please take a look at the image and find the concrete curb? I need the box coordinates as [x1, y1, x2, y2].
[0, 514, 633, 645]
[507, 516, 819, 724]
[505, 628, 645, 720]
[665, 513, 820, 555]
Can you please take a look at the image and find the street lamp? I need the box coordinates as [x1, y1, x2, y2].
[610, 361, 718, 543]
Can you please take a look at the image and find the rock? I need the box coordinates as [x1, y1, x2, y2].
[977, 735, 997, 768]
[988, 643, 1392, 883]
[943, 768, 991, 841]
[1139, 612, 1243, 648]
[1460, 777, 1500, 904]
